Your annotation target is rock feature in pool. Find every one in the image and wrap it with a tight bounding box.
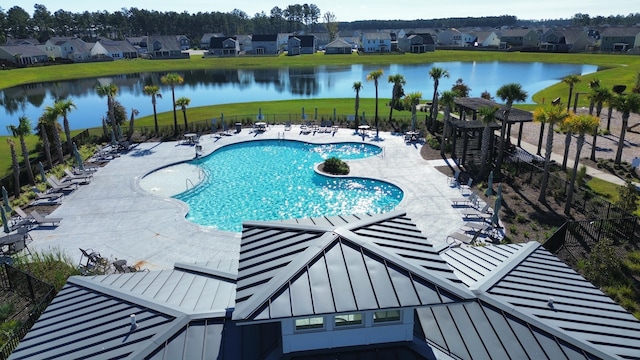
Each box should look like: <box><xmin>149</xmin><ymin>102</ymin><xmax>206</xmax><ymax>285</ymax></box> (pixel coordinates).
<box><xmin>174</xmin><ymin>140</ymin><xmax>403</xmax><ymax>232</ymax></box>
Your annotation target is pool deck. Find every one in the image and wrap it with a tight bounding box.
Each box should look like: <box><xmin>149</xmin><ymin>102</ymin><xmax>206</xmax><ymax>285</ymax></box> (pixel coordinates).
<box><xmin>28</xmin><ymin>125</ymin><xmax>490</xmax><ymax>270</ymax></box>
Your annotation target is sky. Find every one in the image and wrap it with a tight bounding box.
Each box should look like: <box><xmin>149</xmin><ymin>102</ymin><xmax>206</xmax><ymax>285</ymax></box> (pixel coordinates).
<box><xmin>4</xmin><ymin>0</ymin><xmax>638</xmax><ymax>23</ymax></box>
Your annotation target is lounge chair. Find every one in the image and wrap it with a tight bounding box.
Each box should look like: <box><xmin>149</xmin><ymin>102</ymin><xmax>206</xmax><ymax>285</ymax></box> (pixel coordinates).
<box><xmin>30</xmin><ymin>195</ymin><xmax>62</xmax><ymax>207</ymax></box>
<box><xmin>29</xmin><ymin>210</ymin><xmax>62</xmax><ymax>226</ymax></box>
<box><xmin>47</xmin><ymin>177</ymin><xmax>77</xmax><ymax>193</ymax></box>
<box><xmin>447</xmin><ymin>230</ymin><xmax>482</xmax><ymax>246</ymax></box>
<box><xmin>33</xmin><ymin>190</ymin><xmax>63</xmax><ymax>201</ymax></box>
<box><xmin>461</xmin><ymin>203</ymin><xmax>493</xmax><ymax>222</ymax></box>
<box><xmin>8</xmin><ymin>207</ymin><xmax>35</xmax><ymax>230</ymax></box>
<box><xmin>460</xmin><ymin>221</ymin><xmax>491</xmax><ymax>235</ymax></box>
<box><xmin>64</xmin><ymin>168</ymin><xmax>93</xmax><ymax>182</ymax></box>
<box><xmin>460</xmin><ymin>178</ymin><xmax>473</xmax><ymax>195</ymax></box>
<box><xmin>284</xmin><ymin>122</ymin><xmax>292</xmax><ymax>131</ymax></box>
<box><xmin>450</xmin><ymin>192</ymin><xmax>478</xmax><ymax>207</ymax></box>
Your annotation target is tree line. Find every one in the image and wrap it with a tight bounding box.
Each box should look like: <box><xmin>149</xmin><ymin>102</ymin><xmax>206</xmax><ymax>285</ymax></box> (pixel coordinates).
<box><xmin>0</xmin><ymin>4</ymin><xmax>323</xmax><ymax>46</ymax></box>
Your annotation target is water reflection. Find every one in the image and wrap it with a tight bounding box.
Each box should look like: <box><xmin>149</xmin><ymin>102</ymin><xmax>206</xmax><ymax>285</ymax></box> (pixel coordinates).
<box><xmin>0</xmin><ymin>62</ymin><xmax>597</xmax><ymax>135</ymax></box>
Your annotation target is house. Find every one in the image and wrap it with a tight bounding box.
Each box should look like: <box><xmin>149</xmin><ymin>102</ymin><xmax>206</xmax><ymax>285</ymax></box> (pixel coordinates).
<box><xmin>599</xmin><ymin>26</ymin><xmax>640</xmax><ymax>52</ymax></box>
<box><xmin>251</xmin><ymin>34</ymin><xmax>278</xmax><ymax>55</ymax></box>
<box><xmin>324</xmin><ymin>38</ymin><xmax>352</xmax><ymax>54</ymax></box>
<box><xmin>199</xmin><ymin>32</ymin><xmax>225</xmax><ymax>49</ymax></box>
<box><xmin>397</xmin><ymin>33</ymin><xmax>435</xmax><ymax>53</ymax></box>
<box><xmin>208</xmin><ymin>37</ymin><xmax>240</xmax><ymax>56</ymax></box>
<box><xmin>139</xmin><ymin>35</ymin><xmax>188</xmax><ymax>59</ymax></box>
<box><xmin>539</xmin><ymin>28</ymin><xmax>594</xmax><ymax>52</ymax></box>
<box><xmin>39</xmin><ymin>37</ymin><xmax>92</xmax><ymax>62</ymax></box>
<box><xmin>360</xmin><ymin>32</ymin><xmax>391</xmax><ymax>53</ymax></box>
<box><xmin>5</xmin><ymin>38</ymin><xmax>40</xmax><ymax>46</ymax></box>
<box><xmin>11</xmin><ymin>211</ymin><xmax>640</xmax><ymax>359</ymax></box>
<box><xmin>176</xmin><ymin>35</ymin><xmax>190</xmax><ymax>51</ymax></box>
<box><xmin>437</xmin><ymin>28</ymin><xmax>471</xmax><ymax>47</ymax></box>
<box><xmin>287</xmin><ymin>35</ymin><xmax>316</xmax><ymax>55</ymax></box>
<box><xmin>469</xmin><ymin>30</ymin><xmax>501</xmax><ymax>48</ymax></box>
<box><xmin>235</xmin><ymin>34</ymin><xmax>252</xmax><ymax>53</ymax></box>
<box><xmin>498</xmin><ymin>28</ymin><xmax>539</xmax><ymax>49</ymax></box>
<box><xmin>0</xmin><ymin>44</ymin><xmax>48</xmax><ymax>65</ymax></box>
<box><xmin>90</xmin><ymin>39</ymin><xmax>138</xmax><ymax>59</ymax></box>
<box><xmin>310</xmin><ymin>32</ymin><xmax>331</xmax><ymax>50</ymax></box>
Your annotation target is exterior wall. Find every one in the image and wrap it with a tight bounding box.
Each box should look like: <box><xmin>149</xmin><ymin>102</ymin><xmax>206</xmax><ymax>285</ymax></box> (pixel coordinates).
<box><xmin>281</xmin><ymin>309</ymin><xmax>413</xmax><ymax>353</ymax></box>
<box><xmin>600</xmin><ymin>34</ymin><xmax>638</xmax><ymax>52</ymax></box>
<box><xmin>361</xmin><ymin>37</ymin><xmax>391</xmax><ymax>52</ymax></box>
<box><xmin>481</xmin><ymin>33</ymin><xmax>501</xmax><ymax>47</ymax></box>
<box><xmin>251</xmin><ymin>41</ymin><xmax>278</xmax><ymax>54</ymax></box>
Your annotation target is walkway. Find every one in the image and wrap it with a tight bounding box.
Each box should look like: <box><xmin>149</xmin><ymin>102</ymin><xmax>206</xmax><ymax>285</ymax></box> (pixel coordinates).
<box><xmin>28</xmin><ymin>126</ymin><xmax>474</xmax><ymax>270</ymax></box>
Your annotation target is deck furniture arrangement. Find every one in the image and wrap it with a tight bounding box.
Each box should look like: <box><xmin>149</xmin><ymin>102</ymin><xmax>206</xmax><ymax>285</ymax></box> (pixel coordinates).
<box><xmin>461</xmin><ymin>203</ymin><xmax>493</xmax><ymax>222</ymax></box>
<box><xmin>459</xmin><ymin>178</ymin><xmax>473</xmax><ymax>195</ymax></box>
<box><xmin>450</xmin><ymin>191</ymin><xmax>478</xmax><ymax>207</ymax></box>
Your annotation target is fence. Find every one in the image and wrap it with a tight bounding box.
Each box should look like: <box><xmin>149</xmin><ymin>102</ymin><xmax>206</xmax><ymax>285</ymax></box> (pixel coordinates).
<box><xmin>0</xmin><ymin>264</ymin><xmax>55</xmax><ymax>360</ymax></box>
<box><xmin>543</xmin><ymin>217</ymin><xmax>640</xmax><ymax>268</ymax></box>
<box><xmin>0</xmin><ymin>130</ymin><xmax>91</xmax><ymax>197</ymax></box>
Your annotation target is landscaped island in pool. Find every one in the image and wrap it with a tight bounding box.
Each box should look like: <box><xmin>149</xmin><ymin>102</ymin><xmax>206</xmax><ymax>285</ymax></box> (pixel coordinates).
<box><xmin>174</xmin><ymin>140</ymin><xmax>404</xmax><ymax>232</ymax></box>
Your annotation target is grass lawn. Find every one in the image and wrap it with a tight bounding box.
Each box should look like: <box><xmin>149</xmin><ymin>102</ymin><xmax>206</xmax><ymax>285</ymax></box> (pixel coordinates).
<box><xmin>2</xmin><ymin>50</ymin><xmax>640</xmax><ymax>181</ymax></box>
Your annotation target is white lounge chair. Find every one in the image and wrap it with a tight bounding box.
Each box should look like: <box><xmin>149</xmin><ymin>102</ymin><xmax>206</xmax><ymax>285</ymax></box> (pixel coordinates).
<box><xmin>460</xmin><ymin>178</ymin><xmax>473</xmax><ymax>195</ymax></box>
<box><xmin>461</xmin><ymin>203</ymin><xmax>493</xmax><ymax>221</ymax></box>
<box><xmin>448</xmin><ymin>170</ymin><xmax>461</xmax><ymax>187</ymax></box>
<box><xmin>47</xmin><ymin>177</ymin><xmax>77</xmax><ymax>193</ymax></box>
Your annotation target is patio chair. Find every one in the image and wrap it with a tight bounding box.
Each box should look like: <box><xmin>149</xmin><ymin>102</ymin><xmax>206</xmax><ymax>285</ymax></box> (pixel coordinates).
<box><xmin>46</xmin><ymin>177</ymin><xmax>77</xmax><ymax>193</ymax></box>
<box><xmin>460</xmin><ymin>178</ymin><xmax>473</xmax><ymax>195</ymax></box>
<box><xmin>78</xmin><ymin>248</ymin><xmax>109</xmax><ymax>275</ymax></box>
<box><xmin>447</xmin><ymin>230</ymin><xmax>482</xmax><ymax>246</ymax></box>
<box><xmin>450</xmin><ymin>191</ymin><xmax>478</xmax><ymax>207</ymax></box>
<box><xmin>29</xmin><ymin>210</ymin><xmax>62</xmax><ymax>226</ymax></box>
<box><xmin>460</xmin><ymin>221</ymin><xmax>491</xmax><ymax>236</ymax></box>
<box><xmin>33</xmin><ymin>189</ymin><xmax>63</xmax><ymax>201</ymax></box>
<box><xmin>11</xmin><ymin>207</ymin><xmax>36</xmax><ymax>229</ymax></box>
<box><xmin>284</xmin><ymin>122</ymin><xmax>292</xmax><ymax>131</ymax></box>
<box><xmin>52</xmin><ymin>174</ymin><xmax>86</xmax><ymax>186</ymax></box>
<box><xmin>64</xmin><ymin>168</ymin><xmax>93</xmax><ymax>183</ymax></box>
<box><xmin>447</xmin><ymin>170</ymin><xmax>461</xmax><ymax>187</ymax></box>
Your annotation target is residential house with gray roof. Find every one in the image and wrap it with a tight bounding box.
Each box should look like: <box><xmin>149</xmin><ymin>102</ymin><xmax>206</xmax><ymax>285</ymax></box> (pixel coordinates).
<box><xmin>199</xmin><ymin>33</ymin><xmax>225</xmax><ymax>49</ymax></box>
<box><xmin>600</xmin><ymin>26</ymin><xmax>640</xmax><ymax>52</ymax></box>
<box><xmin>361</xmin><ymin>32</ymin><xmax>391</xmax><ymax>53</ymax></box>
<box><xmin>498</xmin><ymin>28</ymin><xmax>539</xmax><ymax>49</ymax></box>
<box><xmin>398</xmin><ymin>33</ymin><xmax>435</xmax><ymax>53</ymax></box>
<box><xmin>39</xmin><ymin>37</ymin><xmax>92</xmax><ymax>62</ymax></box>
<box><xmin>11</xmin><ymin>211</ymin><xmax>640</xmax><ymax>359</ymax></box>
<box><xmin>287</xmin><ymin>35</ymin><xmax>316</xmax><ymax>55</ymax></box>
<box><xmin>139</xmin><ymin>35</ymin><xmax>188</xmax><ymax>59</ymax></box>
<box><xmin>208</xmin><ymin>37</ymin><xmax>240</xmax><ymax>56</ymax></box>
<box><xmin>324</xmin><ymin>38</ymin><xmax>352</xmax><ymax>54</ymax></box>
<box><xmin>91</xmin><ymin>39</ymin><xmax>138</xmax><ymax>59</ymax></box>
<box><xmin>0</xmin><ymin>44</ymin><xmax>48</xmax><ymax>65</ymax></box>
<box><xmin>251</xmin><ymin>34</ymin><xmax>279</xmax><ymax>55</ymax></box>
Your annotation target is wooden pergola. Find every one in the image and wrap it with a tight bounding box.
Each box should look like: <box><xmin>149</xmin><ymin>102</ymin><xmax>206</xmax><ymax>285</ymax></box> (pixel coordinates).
<box><xmin>447</xmin><ymin>97</ymin><xmax>533</xmax><ymax>167</ymax></box>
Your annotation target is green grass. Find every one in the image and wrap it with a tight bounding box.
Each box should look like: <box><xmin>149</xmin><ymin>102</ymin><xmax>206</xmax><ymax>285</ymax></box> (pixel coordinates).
<box><xmin>587</xmin><ymin>177</ymin><xmax>640</xmax><ymax>216</ymax></box>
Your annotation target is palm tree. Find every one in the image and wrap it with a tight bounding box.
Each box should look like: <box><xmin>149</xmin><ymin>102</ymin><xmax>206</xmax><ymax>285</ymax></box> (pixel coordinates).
<box><xmin>387</xmin><ymin>74</ymin><xmax>406</xmax><ymax>124</ymax></box>
<box><xmin>352</xmin><ymin>81</ymin><xmax>362</xmax><ymax>130</ymax></box>
<box><xmin>439</xmin><ymin>90</ymin><xmax>457</xmax><ymax>157</ymax></box>
<box><xmin>7</xmin><ymin>116</ymin><xmax>35</xmax><ymax>184</ymax></box>
<box><xmin>7</xmin><ymin>139</ymin><xmax>20</xmax><ymax>197</ymax></box>
<box><xmin>366</xmin><ymin>69</ymin><xmax>383</xmax><ymax>139</ymax></box>
<box><xmin>96</xmin><ymin>83</ymin><xmax>119</xmax><ymax>136</ymax></box>
<box><xmin>143</xmin><ymin>85</ymin><xmax>162</xmax><ymax>134</ymax></box>
<box><xmin>587</xmin><ymin>79</ymin><xmax>600</xmax><ymax>115</ymax></box>
<box><xmin>161</xmin><ymin>72</ymin><xmax>184</xmax><ymax>137</ymax></box>
<box><xmin>478</xmin><ymin>106</ymin><xmax>499</xmax><ymax>180</ymax></box>
<box><xmin>534</xmin><ymin>105</ymin><xmax>570</xmax><ymax>202</ymax></box>
<box><xmin>495</xmin><ymin>83</ymin><xmax>527</xmax><ymax>176</ymax></box>
<box><xmin>428</xmin><ymin>67</ymin><xmax>449</xmax><ymax>131</ymax></box>
<box><xmin>175</xmin><ymin>97</ymin><xmax>191</xmax><ymax>132</ymax></box>
<box><xmin>39</xmin><ymin>121</ymin><xmax>53</xmax><ymax>168</ymax></box>
<box><xmin>564</xmin><ymin>114</ymin><xmax>600</xmax><ymax>215</ymax></box>
<box><xmin>611</xmin><ymin>92</ymin><xmax>640</xmax><ymax>165</ymax></box>
<box><xmin>404</xmin><ymin>91</ymin><xmax>422</xmax><ymax>132</ymax></box>
<box><xmin>562</xmin><ymin>74</ymin><xmax>581</xmax><ymax>111</ymax></box>
<box><xmin>43</xmin><ymin>104</ymin><xmax>64</xmax><ymax>163</ymax></box>
<box><xmin>593</xmin><ymin>87</ymin><xmax>611</xmax><ymax>119</ymax></box>
<box><xmin>128</xmin><ymin>109</ymin><xmax>139</xmax><ymax>140</ymax></box>
<box><xmin>53</xmin><ymin>99</ymin><xmax>76</xmax><ymax>154</ymax></box>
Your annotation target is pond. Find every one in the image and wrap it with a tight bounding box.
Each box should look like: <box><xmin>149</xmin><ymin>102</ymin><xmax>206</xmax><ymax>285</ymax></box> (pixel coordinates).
<box><xmin>0</xmin><ymin>61</ymin><xmax>597</xmax><ymax>135</ymax></box>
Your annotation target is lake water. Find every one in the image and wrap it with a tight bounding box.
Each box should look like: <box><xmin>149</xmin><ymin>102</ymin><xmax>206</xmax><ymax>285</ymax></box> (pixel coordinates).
<box><xmin>0</xmin><ymin>61</ymin><xmax>597</xmax><ymax>135</ymax></box>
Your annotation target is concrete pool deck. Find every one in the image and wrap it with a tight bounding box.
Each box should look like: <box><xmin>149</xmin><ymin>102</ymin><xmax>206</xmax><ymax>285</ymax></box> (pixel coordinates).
<box><xmin>28</xmin><ymin>125</ymin><xmax>489</xmax><ymax>270</ymax></box>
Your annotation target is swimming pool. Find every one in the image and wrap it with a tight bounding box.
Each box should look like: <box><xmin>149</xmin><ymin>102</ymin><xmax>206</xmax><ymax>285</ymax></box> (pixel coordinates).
<box><xmin>174</xmin><ymin>140</ymin><xmax>403</xmax><ymax>232</ymax></box>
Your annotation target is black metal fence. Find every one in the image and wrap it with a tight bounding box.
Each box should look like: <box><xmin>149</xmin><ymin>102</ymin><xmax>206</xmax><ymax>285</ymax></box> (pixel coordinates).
<box><xmin>0</xmin><ymin>264</ymin><xmax>55</xmax><ymax>360</ymax></box>
<box><xmin>544</xmin><ymin>217</ymin><xmax>640</xmax><ymax>268</ymax></box>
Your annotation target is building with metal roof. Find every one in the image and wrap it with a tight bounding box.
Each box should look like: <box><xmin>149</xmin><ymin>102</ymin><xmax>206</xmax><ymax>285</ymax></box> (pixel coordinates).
<box><xmin>10</xmin><ymin>211</ymin><xmax>640</xmax><ymax>359</ymax></box>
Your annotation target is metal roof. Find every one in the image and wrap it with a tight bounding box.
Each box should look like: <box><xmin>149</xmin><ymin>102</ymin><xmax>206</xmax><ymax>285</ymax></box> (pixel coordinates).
<box><xmin>233</xmin><ymin>211</ymin><xmax>475</xmax><ymax>322</ymax></box>
<box><xmin>454</xmin><ymin>97</ymin><xmax>533</xmax><ymax>123</ymax></box>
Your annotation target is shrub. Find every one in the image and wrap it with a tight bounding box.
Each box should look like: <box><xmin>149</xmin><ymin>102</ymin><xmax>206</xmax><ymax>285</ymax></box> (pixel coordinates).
<box><xmin>426</xmin><ymin>134</ymin><xmax>440</xmax><ymax>150</ymax></box>
<box><xmin>323</xmin><ymin>157</ymin><xmax>349</xmax><ymax>175</ymax></box>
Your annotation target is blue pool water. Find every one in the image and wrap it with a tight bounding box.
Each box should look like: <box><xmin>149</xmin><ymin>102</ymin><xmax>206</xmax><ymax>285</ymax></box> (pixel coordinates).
<box><xmin>174</xmin><ymin>140</ymin><xmax>404</xmax><ymax>232</ymax></box>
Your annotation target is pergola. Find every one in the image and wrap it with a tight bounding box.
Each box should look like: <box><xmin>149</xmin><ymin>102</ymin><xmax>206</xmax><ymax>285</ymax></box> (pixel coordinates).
<box><xmin>447</xmin><ymin>97</ymin><xmax>533</xmax><ymax>167</ymax></box>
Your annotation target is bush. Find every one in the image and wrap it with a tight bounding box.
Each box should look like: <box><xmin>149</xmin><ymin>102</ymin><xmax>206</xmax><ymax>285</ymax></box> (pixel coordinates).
<box><xmin>426</xmin><ymin>134</ymin><xmax>440</xmax><ymax>150</ymax></box>
<box><xmin>323</xmin><ymin>157</ymin><xmax>349</xmax><ymax>175</ymax></box>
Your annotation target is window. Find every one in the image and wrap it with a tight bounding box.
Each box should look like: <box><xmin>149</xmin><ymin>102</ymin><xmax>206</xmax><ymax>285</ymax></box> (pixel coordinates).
<box><xmin>374</xmin><ymin>310</ymin><xmax>401</xmax><ymax>323</ymax></box>
<box><xmin>335</xmin><ymin>313</ymin><xmax>362</xmax><ymax>327</ymax></box>
<box><xmin>295</xmin><ymin>317</ymin><xmax>324</xmax><ymax>330</ymax></box>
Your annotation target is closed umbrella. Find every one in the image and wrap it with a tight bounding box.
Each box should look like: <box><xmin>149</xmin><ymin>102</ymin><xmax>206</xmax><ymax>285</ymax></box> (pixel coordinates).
<box><xmin>116</xmin><ymin>124</ymin><xmax>123</xmax><ymax>141</ymax></box>
<box><xmin>2</xmin><ymin>186</ymin><xmax>10</xmax><ymax>212</ymax></box>
<box><xmin>491</xmin><ymin>196</ymin><xmax>502</xmax><ymax>228</ymax></box>
<box><xmin>1</xmin><ymin>207</ymin><xmax>9</xmax><ymax>234</ymax></box>
<box><xmin>39</xmin><ymin>162</ymin><xmax>47</xmax><ymax>183</ymax></box>
<box><xmin>333</xmin><ymin>108</ymin><xmax>337</xmax><ymax>121</ymax></box>
<box><xmin>485</xmin><ymin>171</ymin><xmax>494</xmax><ymax>197</ymax></box>
<box><xmin>110</xmin><ymin>128</ymin><xmax>118</xmax><ymax>146</ymax></box>
<box><xmin>73</xmin><ymin>143</ymin><xmax>84</xmax><ymax>171</ymax></box>
<box><xmin>497</xmin><ymin>183</ymin><xmax>503</xmax><ymax>199</ymax></box>
<box><xmin>314</xmin><ymin>107</ymin><xmax>318</xmax><ymax>120</ymax></box>
<box><xmin>301</xmin><ymin>107</ymin><xmax>306</xmax><ymax>120</ymax></box>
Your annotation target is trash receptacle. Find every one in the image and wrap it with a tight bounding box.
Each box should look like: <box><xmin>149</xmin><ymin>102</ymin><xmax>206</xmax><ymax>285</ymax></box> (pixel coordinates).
<box><xmin>235</xmin><ymin>122</ymin><xmax>242</xmax><ymax>133</ymax></box>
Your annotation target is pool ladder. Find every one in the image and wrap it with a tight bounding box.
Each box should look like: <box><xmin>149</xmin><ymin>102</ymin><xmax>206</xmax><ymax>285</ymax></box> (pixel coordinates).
<box><xmin>278</xmin><ymin>132</ymin><xmax>284</xmax><ymax>141</ymax></box>
<box><xmin>185</xmin><ymin>178</ymin><xmax>195</xmax><ymax>191</ymax></box>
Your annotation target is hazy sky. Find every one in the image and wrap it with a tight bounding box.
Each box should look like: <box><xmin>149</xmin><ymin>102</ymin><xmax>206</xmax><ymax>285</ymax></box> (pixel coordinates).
<box><xmin>4</xmin><ymin>0</ymin><xmax>638</xmax><ymax>22</ymax></box>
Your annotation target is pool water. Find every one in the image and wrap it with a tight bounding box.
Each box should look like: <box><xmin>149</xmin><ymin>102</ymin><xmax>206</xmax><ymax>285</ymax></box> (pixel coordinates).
<box><xmin>174</xmin><ymin>140</ymin><xmax>403</xmax><ymax>232</ymax></box>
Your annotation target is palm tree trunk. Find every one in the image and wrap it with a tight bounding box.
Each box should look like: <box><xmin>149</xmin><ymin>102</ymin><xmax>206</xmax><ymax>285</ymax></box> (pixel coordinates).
<box><xmin>171</xmin><ymin>88</ymin><xmax>178</xmax><ymax>137</ymax></box>
<box><xmin>20</xmin><ymin>136</ymin><xmax>35</xmax><ymax>184</ymax></box>
<box><xmin>565</xmin><ymin>136</ymin><xmax>585</xmax><ymax>215</ymax></box>
<box><xmin>589</xmin><ymin>99</ymin><xmax>595</xmax><ymax>115</ymax></box>
<box><xmin>538</xmin><ymin>123</ymin><xmax>556</xmax><ymax>202</ymax></box>
<box><xmin>374</xmin><ymin>85</ymin><xmax>379</xmax><ymax>139</ymax></box>
<box><xmin>53</xmin><ymin>124</ymin><xmax>64</xmax><ymax>164</ymax></box>
<box><xmin>561</xmin><ymin>131</ymin><xmax>572</xmax><ymax>171</ymax></box>
<box><xmin>354</xmin><ymin>95</ymin><xmax>360</xmax><ymax>130</ymax></box>
<box><xmin>152</xmin><ymin>96</ymin><xmax>159</xmax><ymax>134</ymax></box>
<box><xmin>590</xmin><ymin>129</ymin><xmax>598</xmax><ymax>161</ymax></box>
<box><xmin>495</xmin><ymin>106</ymin><xmax>511</xmax><ymax>177</ymax></box>
<box><xmin>440</xmin><ymin>106</ymin><xmax>450</xmax><ymax>157</ymax></box>
<box><xmin>9</xmin><ymin>141</ymin><xmax>20</xmax><ymax>197</ymax></box>
<box><xmin>606</xmin><ymin>107</ymin><xmax>613</xmax><ymax>131</ymax></box>
<box><xmin>182</xmin><ymin>108</ymin><xmax>188</xmax><ymax>132</ymax></box>
<box><xmin>479</xmin><ymin>126</ymin><xmax>491</xmax><ymax>179</ymax></box>
<box><xmin>64</xmin><ymin>117</ymin><xmax>73</xmax><ymax>154</ymax></box>
<box><xmin>40</xmin><ymin>123</ymin><xmax>53</xmax><ymax>168</ymax></box>
<box><xmin>615</xmin><ymin>114</ymin><xmax>629</xmax><ymax>164</ymax></box>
